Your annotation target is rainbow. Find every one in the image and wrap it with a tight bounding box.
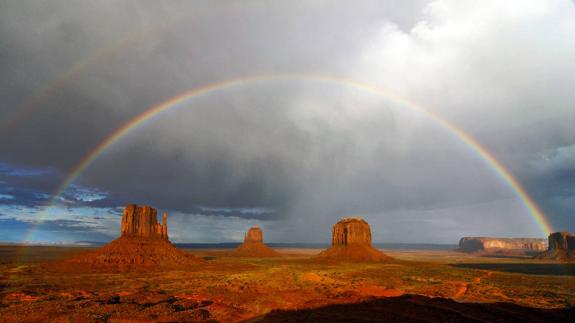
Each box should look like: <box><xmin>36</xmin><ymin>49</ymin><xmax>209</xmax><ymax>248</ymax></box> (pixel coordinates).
<box><xmin>29</xmin><ymin>74</ymin><xmax>553</xmax><ymax>241</ymax></box>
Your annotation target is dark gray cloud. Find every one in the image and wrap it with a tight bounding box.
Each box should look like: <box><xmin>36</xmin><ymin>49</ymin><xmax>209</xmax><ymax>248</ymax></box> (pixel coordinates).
<box><xmin>0</xmin><ymin>0</ymin><xmax>574</xmax><ymax>243</ymax></box>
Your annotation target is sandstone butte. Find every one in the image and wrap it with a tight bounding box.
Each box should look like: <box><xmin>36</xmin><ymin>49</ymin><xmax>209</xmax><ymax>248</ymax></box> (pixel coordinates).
<box><xmin>56</xmin><ymin>204</ymin><xmax>200</xmax><ymax>271</ymax></box>
<box><xmin>318</xmin><ymin>218</ymin><xmax>391</xmax><ymax>261</ymax></box>
<box><xmin>536</xmin><ymin>231</ymin><xmax>575</xmax><ymax>261</ymax></box>
<box><xmin>231</xmin><ymin>226</ymin><xmax>281</xmax><ymax>257</ymax></box>
<box><xmin>458</xmin><ymin>237</ymin><xmax>548</xmax><ymax>253</ymax></box>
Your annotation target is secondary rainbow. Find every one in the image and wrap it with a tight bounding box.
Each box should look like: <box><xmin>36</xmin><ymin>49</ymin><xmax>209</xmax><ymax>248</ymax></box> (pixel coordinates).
<box><xmin>1</xmin><ymin>6</ymin><xmax>241</xmax><ymax>132</ymax></box>
<box><xmin>33</xmin><ymin>74</ymin><xmax>553</xmax><ymax>240</ymax></box>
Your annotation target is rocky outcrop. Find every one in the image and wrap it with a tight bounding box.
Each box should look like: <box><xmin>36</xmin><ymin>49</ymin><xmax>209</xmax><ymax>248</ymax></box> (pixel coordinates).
<box><xmin>536</xmin><ymin>232</ymin><xmax>575</xmax><ymax>261</ymax></box>
<box><xmin>244</xmin><ymin>226</ymin><xmax>263</xmax><ymax>243</ymax></box>
<box><xmin>318</xmin><ymin>218</ymin><xmax>390</xmax><ymax>261</ymax></box>
<box><xmin>57</xmin><ymin>204</ymin><xmax>200</xmax><ymax>271</ymax></box>
<box><xmin>231</xmin><ymin>227</ymin><xmax>280</xmax><ymax>257</ymax></box>
<box><xmin>331</xmin><ymin>217</ymin><xmax>372</xmax><ymax>246</ymax></box>
<box><xmin>548</xmin><ymin>232</ymin><xmax>575</xmax><ymax>250</ymax></box>
<box><xmin>458</xmin><ymin>237</ymin><xmax>547</xmax><ymax>253</ymax></box>
<box><xmin>121</xmin><ymin>204</ymin><xmax>168</xmax><ymax>240</ymax></box>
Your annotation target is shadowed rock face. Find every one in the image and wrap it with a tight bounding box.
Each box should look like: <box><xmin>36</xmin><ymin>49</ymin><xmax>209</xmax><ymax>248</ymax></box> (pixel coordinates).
<box><xmin>458</xmin><ymin>237</ymin><xmax>547</xmax><ymax>253</ymax></box>
<box><xmin>548</xmin><ymin>232</ymin><xmax>575</xmax><ymax>250</ymax></box>
<box><xmin>319</xmin><ymin>218</ymin><xmax>390</xmax><ymax>261</ymax></box>
<box><xmin>121</xmin><ymin>204</ymin><xmax>168</xmax><ymax>240</ymax></box>
<box><xmin>537</xmin><ymin>232</ymin><xmax>575</xmax><ymax>261</ymax></box>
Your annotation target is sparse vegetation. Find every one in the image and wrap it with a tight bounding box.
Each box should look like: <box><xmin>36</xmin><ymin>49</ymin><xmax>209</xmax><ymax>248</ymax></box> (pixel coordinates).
<box><xmin>0</xmin><ymin>246</ymin><xmax>574</xmax><ymax>322</ymax></box>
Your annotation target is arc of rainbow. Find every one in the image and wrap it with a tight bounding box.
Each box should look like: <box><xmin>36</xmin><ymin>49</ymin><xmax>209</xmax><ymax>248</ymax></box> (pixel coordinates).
<box><xmin>1</xmin><ymin>27</ymin><xmax>156</xmax><ymax>131</ymax></box>
<box><xmin>1</xmin><ymin>4</ymin><xmax>241</xmax><ymax>132</ymax></box>
<box><xmin>29</xmin><ymin>74</ymin><xmax>552</xmax><ymax>242</ymax></box>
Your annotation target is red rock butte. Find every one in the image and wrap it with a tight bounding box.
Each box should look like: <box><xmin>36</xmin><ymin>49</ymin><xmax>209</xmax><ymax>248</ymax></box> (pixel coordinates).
<box><xmin>318</xmin><ymin>218</ymin><xmax>390</xmax><ymax>261</ymax></box>
<box><xmin>536</xmin><ymin>231</ymin><xmax>575</xmax><ymax>261</ymax></box>
<box><xmin>231</xmin><ymin>227</ymin><xmax>280</xmax><ymax>257</ymax></box>
<box><xmin>56</xmin><ymin>204</ymin><xmax>200</xmax><ymax>271</ymax></box>
<box><xmin>121</xmin><ymin>204</ymin><xmax>168</xmax><ymax>240</ymax></box>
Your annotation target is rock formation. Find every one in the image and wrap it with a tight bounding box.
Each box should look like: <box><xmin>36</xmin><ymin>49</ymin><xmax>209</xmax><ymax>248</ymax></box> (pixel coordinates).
<box><xmin>58</xmin><ymin>204</ymin><xmax>200</xmax><ymax>271</ymax></box>
<box><xmin>231</xmin><ymin>227</ymin><xmax>280</xmax><ymax>257</ymax></box>
<box><xmin>318</xmin><ymin>218</ymin><xmax>390</xmax><ymax>261</ymax></box>
<box><xmin>536</xmin><ymin>232</ymin><xmax>575</xmax><ymax>261</ymax></box>
<box><xmin>121</xmin><ymin>204</ymin><xmax>168</xmax><ymax>240</ymax></box>
<box><xmin>458</xmin><ymin>237</ymin><xmax>547</xmax><ymax>254</ymax></box>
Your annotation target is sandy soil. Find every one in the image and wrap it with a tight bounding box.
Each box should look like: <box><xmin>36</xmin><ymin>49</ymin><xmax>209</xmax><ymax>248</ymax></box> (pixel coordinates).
<box><xmin>1</xmin><ymin>246</ymin><xmax>574</xmax><ymax>322</ymax></box>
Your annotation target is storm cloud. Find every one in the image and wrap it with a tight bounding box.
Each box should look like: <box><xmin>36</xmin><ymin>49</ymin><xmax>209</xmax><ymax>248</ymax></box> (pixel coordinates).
<box><xmin>1</xmin><ymin>0</ymin><xmax>574</xmax><ymax>243</ymax></box>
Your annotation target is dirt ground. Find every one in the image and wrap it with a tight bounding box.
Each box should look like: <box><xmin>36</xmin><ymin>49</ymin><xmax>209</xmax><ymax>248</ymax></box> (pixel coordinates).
<box><xmin>1</xmin><ymin>245</ymin><xmax>574</xmax><ymax>322</ymax></box>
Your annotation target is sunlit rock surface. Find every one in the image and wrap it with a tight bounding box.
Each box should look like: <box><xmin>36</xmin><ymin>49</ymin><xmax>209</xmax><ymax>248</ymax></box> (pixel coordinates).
<box><xmin>458</xmin><ymin>237</ymin><xmax>547</xmax><ymax>253</ymax></box>
<box><xmin>55</xmin><ymin>204</ymin><xmax>200</xmax><ymax>271</ymax></box>
<box><xmin>319</xmin><ymin>218</ymin><xmax>390</xmax><ymax>261</ymax></box>
<box><xmin>121</xmin><ymin>204</ymin><xmax>168</xmax><ymax>240</ymax></box>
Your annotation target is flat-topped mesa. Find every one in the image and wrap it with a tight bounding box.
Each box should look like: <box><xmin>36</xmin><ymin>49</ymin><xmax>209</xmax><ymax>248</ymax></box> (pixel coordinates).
<box><xmin>458</xmin><ymin>237</ymin><xmax>547</xmax><ymax>253</ymax></box>
<box><xmin>121</xmin><ymin>204</ymin><xmax>168</xmax><ymax>240</ymax></box>
<box><xmin>332</xmin><ymin>217</ymin><xmax>371</xmax><ymax>246</ymax></box>
<box><xmin>232</xmin><ymin>226</ymin><xmax>280</xmax><ymax>257</ymax></box>
<box><xmin>536</xmin><ymin>232</ymin><xmax>575</xmax><ymax>261</ymax></box>
<box><xmin>319</xmin><ymin>217</ymin><xmax>390</xmax><ymax>261</ymax></box>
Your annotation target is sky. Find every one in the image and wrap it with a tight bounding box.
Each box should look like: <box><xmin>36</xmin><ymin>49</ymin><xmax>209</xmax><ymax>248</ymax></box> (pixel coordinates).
<box><xmin>1</xmin><ymin>0</ymin><xmax>574</xmax><ymax>244</ymax></box>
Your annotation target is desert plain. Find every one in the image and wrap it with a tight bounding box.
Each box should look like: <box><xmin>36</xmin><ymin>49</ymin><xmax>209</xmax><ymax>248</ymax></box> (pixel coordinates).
<box><xmin>1</xmin><ymin>244</ymin><xmax>574</xmax><ymax>322</ymax></box>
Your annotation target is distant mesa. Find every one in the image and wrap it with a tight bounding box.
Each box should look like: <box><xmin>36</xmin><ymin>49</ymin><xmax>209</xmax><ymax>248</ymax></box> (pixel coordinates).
<box><xmin>57</xmin><ymin>204</ymin><xmax>200</xmax><ymax>271</ymax></box>
<box><xmin>318</xmin><ymin>218</ymin><xmax>391</xmax><ymax>261</ymax></box>
<box><xmin>458</xmin><ymin>237</ymin><xmax>547</xmax><ymax>254</ymax></box>
<box><xmin>536</xmin><ymin>232</ymin><xmax>575</xmax><ymax>261</ymax></box>
<box><xmin>231</xmin><ymin>226</ymin><xmax>280</xmax><ymax>257</ymax></box>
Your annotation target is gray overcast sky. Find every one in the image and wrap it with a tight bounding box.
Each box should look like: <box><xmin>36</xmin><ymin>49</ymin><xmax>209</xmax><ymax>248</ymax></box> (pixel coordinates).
<box><xmin>1</xmin><ymin>0</ymin><xmax>574</xmax><ymax>244</ymax></box>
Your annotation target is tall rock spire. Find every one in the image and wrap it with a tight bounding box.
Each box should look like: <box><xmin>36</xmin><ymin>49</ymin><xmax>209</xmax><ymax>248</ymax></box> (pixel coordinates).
<box><xmin>162</xmin><ymin>212</ymin><xmax>168</xmax><ymax>240</ymax></box>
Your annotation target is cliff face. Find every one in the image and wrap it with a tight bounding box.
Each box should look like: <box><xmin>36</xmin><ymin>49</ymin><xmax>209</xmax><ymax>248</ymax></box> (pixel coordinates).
<box><xmin>121</xmin><ymin>204</ymin><xmax>168</xmax><ymax>240</ymax></box>
<box><xmin>458</xmin><ymin>237</ymin><xmax>547</xmax><ymax>253</ymax></box>
<box><xmin>331</xmin><ymin>218</ymin><xmax>371</xmax><ymax>246</ymax></box>
<box><xmin>244</xmin><ymin>227</ymin><xmax>263</xmax><ymax>243</ymax></box>
<box><xmin>536</xmin><ymin>232</ymin><xmax>575</xmax><ymax>261</ymax></box>
<box><xmin>548</xmin><ymin>232</ymin><xmax>575</xmax><ymax>250</ymax></box>
<box><xmin>319</xmin><ymin>218</ymin><xmax>390</xmax><ymax>261</ymax></box>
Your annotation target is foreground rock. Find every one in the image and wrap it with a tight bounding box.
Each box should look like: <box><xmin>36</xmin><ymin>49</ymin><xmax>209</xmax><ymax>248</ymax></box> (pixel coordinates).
<box><xmin>318</xmin><ymin>218</ymin><xmax>390</xmax><ymax>261</ymax></box>
<box><xmin>231</xmin><ymin>227</ymin><xmax>280</xmax><ymax>257</ymax></box>
<box><xmin>536</xmin><ymin>232</ymin><xmax>575</xmax><ymax>261</ymax></box>
<box><xmin>458</xmin><ymin>237</ymin><xmax>547</xmax><ymax>254</ymax></box>
<box><xmin>53</xmin><ymin>204</ymin><xmax>200</xmax><ymax>271</ymax></box>
<box><xmin>256</xmin><ymin>294</ymin><xmax>573</xmax><ymax>323</ymax></box>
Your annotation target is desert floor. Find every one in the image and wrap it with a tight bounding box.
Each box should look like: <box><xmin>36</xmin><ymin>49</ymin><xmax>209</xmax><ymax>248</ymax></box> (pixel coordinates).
<box><xmin>0</xmin><ymin>245</ymin><xmax>574</xmax><ymax>322</ymax></box>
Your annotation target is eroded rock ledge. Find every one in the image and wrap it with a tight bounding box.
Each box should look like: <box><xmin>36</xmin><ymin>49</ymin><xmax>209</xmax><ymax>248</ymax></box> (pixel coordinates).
<box><xmin>458</xmin><ymin>237</ymin><xmax>547</xmax><ymax>253</ymax></box>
